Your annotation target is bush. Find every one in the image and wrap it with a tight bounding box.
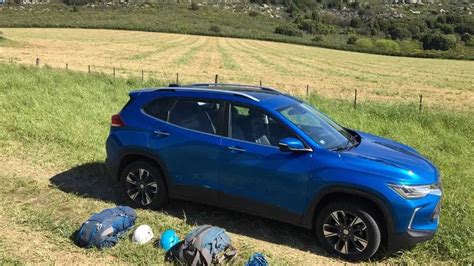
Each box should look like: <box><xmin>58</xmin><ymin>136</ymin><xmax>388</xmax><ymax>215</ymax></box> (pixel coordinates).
<box><xmin>274</xmin><ymin>24</ymin><xmax>303</xmax><ymax>37</ymax></box>
<box><xmin>421</xmin><ymin>33</ymin><xmax>457</xmax><ymax>51</ymax></box>
<box><xmin>190</xmin><ymin>3</ymin><xmax>200</xmax><ymax>11</ymax></box>
<box><xmin>298</xmin><ymin>20</ymin><xmax>334</xmax><ymax>35</ymax></box>
<box><xmin>248</xmin><ymin>11</ymin><xmax>259</xmax><ymax>17</ymax></box>
<box><xmin>355</xmin><ymin>38</ymin><xmax>373</xmax><ymax>49</ymax></box>
<box><xmin>347</xmin><ymin>35</ymin><xmax>358</xmax><ymax>45</ymax></box>
<box><xmin>461</xmin><ymin>33</ymin><xmax>472</xmax><ymax>43</ymax></box>
<box><xmin>374</xmin><ymin>39</ymin><xmax>400</xmax><ymax>53</ymax></box>
<box><xmin>312</xmin><ymin>35</ymin><xmax>323</xmax><ymax>42</ymax></box>
<box><xmin>209</xmin><ymin>25</ymin><xmax>221</xmax><ymax>34</ymax></box>
<box><xmin>71</xmin><ymin>5</ymin><xmax>79</xmax><ymax>12</ymax></box>
<box><xmin>399</xmin><ymin>40</ymin><xmax>422</xmax><ymax>52</ymax></box>
<box><xmin>350</xmin><ymin>17</ymin><xmax>364</xmax><ymax>28</ymax></box>
<box><xmin>388</xmin><ymin>24</ymin><xmax>412</xmax><ymax>40</ymax></box>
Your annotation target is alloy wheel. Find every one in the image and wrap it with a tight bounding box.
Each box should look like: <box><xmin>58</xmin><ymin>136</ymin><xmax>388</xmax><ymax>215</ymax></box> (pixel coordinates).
<box><xmin>125</xmin><ymin>168</ymin><xmax>159</xmax><ymax>206</ymax></box>
<box><xmin>322</xmin><ymin>210</ymin><xmax>369</xmax><ymax>255</ymax></box>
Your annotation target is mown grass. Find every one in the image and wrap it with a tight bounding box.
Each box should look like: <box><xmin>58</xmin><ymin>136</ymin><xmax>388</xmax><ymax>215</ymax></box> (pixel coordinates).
<box><xmin>0</xmin><ymin>63</ymin><xmax>473</xmax><ymax>263</ymax></box>
<box><xmin>1</xmin><ymin>3</ymin><xmax>473</xmax><ymax>60</ymax></box>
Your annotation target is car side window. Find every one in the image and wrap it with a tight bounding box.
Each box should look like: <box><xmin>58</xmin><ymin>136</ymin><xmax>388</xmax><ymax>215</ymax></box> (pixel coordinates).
<box><xmin>143</xmin><ymin>97</ymin><xmax>176</xmax><ymax>121</ymax></box>
<box><xmin>168</xmin><ymin>99</ymin><xmax>221</xmax><ymax>135</ymax></box>
<box><xmin>230</xmin><ymin>104</ymin><xmax>294</xmax><ymax>147</ymax></box>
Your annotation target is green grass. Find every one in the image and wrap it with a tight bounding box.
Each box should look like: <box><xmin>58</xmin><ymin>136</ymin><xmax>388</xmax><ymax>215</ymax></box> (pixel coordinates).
<box><xmin>0</xmin><ymin>63</ymin><xmax>473</xmax><ymax>263</ymax></box>
<box><xmin>1</xmin><ymin>3</ymin><xmax>473</xmax><ymax>60</ymax></box>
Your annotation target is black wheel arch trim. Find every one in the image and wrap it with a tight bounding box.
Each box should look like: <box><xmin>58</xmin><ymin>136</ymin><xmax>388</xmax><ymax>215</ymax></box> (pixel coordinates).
<box><xmin>302</xmin><ymin>185</ymin><xmax>396</xmax><ymax>236</ymax></box>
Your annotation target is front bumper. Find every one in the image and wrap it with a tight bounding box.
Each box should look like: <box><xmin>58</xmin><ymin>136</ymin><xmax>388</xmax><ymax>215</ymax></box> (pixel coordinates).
<box><xmin>388</xmin><ymin>229</ymin><xmax>436</xmax><ymax>252</ymax></box>
<box><xmin>387</xmin><ymin>197</ymin><xmax>441</xmax><ymax>252</ymax></box>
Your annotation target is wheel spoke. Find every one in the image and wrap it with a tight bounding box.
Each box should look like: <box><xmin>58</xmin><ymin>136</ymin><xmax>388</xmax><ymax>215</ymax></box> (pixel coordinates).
<box><xmin>353</xmin><ymin>235</ymin><xmax>368</xmax><ymax>250</ymax></box>
<box><xmin>323</xmin><ymin>224</ymin><xmax>339</xmax><ymax>238</ymax></box>
<box><xmin>349</xmin><ymin>216</ymin><xmax>362</xmax><ymax>227</ymax></box>
<box><xmin>342</xmin><ymin>238</ymin><xmax>349</xmax><ymax>254</ymax></box>
<box><xmin>127</xmin><ymin>188</ymin><xmax>140</xmax><ymax>200</ymax></box>
<box><xmin>146</xmin><ymin>181</ymin><xmax>158</xmax><ymax>193</ymax></box>
<box><xmin>142</xmin><ymin>191</ymin><xmax>152</xmax><ymax>205</ymax></box>
<box><xmin>330</xmin><ymin>211</ymin><xmax>343</xmax><ymax>225</ymax></box>
<box><xmin>126</xmin><ymin>172</ymin><xmax>138</xmax><ymax>185</ymax></box>
<box><xmin>139</xmin><ymin>168</ymin><xmax>149</xmax><ymax>181</ymax></box>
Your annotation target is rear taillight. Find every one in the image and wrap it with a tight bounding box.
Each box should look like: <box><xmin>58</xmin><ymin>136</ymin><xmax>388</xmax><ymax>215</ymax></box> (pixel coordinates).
<box><xmin>111</xmin><ymin>114</ymin><xmax>125</xmax><ymax>127</ymax></box>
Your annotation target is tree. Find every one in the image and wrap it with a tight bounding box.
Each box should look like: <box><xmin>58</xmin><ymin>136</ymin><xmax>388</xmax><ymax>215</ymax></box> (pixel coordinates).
<box><xmin>421</xmin><ymin>33</ymin><xmax>457</xmax><ymax>51</ymax></box>
<box><xmin>388</xmin><ymin>24</ymin><xmax>412</xmax><ymax>40</ymax></box>
<box><xmin>347</xmin><ymin>35</ymin><xmax>358</xmax><ymax>45</ymax></box>
<box><xmin>461</xmin><ymin>33</ymin><xmax>472</xmax><ymax>43</ymax></box>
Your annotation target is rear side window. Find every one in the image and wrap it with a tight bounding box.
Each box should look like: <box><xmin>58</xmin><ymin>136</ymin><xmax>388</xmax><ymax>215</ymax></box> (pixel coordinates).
<box><xmin>144</xmin><ymin>97</ymin><xmax>176</xmax><ymax>121</ymax></box>
<box><xmin>168</xmin><ymin>99</ymin><xmax>222</xmax><ymax>135</ymax></box>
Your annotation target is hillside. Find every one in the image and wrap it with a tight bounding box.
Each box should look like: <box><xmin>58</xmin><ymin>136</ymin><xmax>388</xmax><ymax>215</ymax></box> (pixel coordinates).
<box><xmin>0</xmin><ymin>63</ymin><xmax>473</xmax><ymax>263</ymax></box>
<box><xmin>0</xmin><ymin>1</ymin><xmax>473</xmax><ymax>59</ymax></box>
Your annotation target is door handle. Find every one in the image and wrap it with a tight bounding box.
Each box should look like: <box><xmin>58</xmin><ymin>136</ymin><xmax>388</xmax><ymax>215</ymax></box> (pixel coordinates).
<box><xmin>227</xmin><ymin>146</ymin><xmax>246</xmax><ymax>152</ymax></box>
<box><xmin>154</xmin><ymin>130</ymin><xmax>170</xmax><ymax>136</ymax></box>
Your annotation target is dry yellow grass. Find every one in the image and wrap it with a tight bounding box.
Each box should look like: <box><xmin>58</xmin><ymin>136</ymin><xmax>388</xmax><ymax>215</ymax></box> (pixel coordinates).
<box><xmin>1</xmin><ymin>28</ymin><xmax>473</xmax><ymax>110</ymax></box>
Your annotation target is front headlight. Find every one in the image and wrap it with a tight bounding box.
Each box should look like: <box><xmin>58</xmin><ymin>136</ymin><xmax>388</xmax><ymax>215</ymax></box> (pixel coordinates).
<box><xmin>388</xmin><ymin>183</ymin><xmax>442</xmax><ymax>199</ymax></box>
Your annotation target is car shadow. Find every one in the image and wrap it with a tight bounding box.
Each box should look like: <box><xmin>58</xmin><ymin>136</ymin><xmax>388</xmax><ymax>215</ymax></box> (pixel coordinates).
<box><xmin>50</xmin><ymin>162</ymin><xmax>394</xmax><ymax>261</ymax></box>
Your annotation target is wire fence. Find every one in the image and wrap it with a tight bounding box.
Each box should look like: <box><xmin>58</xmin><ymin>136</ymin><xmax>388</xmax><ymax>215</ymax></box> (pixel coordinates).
<box><xmin>5</xmin><ymin>56</ymin><xmax>429</xmax><ymax>112</ymax></box>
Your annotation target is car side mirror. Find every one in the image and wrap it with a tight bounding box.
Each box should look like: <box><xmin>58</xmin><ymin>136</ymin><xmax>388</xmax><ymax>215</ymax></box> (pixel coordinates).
<box><xmin>278</xmin><ymin>137</ymin><xmax>312</xmax><ymax>152</ymax></box>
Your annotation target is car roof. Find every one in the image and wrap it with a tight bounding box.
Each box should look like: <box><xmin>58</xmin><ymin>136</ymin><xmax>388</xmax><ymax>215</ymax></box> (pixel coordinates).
<box><xmin>131</xmin><ymin>83</ymin><xmax>301</xmax><ymax>109</ymax></box>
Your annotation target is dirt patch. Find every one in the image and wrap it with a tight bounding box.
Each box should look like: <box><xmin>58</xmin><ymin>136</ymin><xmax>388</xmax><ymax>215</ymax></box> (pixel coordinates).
<box><xmin>0</xmin><ymin>209</ymin><xmax>118</xmax><ymax>264</ymax></box>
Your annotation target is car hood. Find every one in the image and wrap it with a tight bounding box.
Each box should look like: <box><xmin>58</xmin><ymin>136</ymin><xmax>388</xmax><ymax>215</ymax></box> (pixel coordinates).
<box><xmin>339</xmin><ymin>131</ymin><xmax>439</xmax><ymax>184</ymax></box>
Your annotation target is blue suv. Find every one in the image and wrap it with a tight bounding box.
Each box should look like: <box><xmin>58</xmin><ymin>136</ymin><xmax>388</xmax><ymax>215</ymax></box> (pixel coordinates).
<box><xmin>106</xmin><ymin>84</ymin><xmax>441</xmax><ymax>261</ymax></box>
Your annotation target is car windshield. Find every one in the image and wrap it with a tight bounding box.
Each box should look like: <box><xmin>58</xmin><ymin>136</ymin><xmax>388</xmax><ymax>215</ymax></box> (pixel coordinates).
<box><xmin>278</xmin><ymin>103</ymin><xmax>354</xmax><ymax>150</ymax></box>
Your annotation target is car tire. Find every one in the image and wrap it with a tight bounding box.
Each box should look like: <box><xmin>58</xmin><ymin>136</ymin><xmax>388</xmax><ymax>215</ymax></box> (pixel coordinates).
<box><xmin>315</xmin><ymin>201</ymin><xmax>381</xmax><ymax>261</ymax></box>
<box><xmin>120</xmin><ymin>160</ymin><xmax>168</xmax><ymax>209</ymax></box>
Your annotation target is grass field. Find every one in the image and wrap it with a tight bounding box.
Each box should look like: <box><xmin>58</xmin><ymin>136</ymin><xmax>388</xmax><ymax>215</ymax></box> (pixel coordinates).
<box><xmin>1</xmin><ymin>3</ymin><xmax>474</xmax><ymax>60</ymax></box>
<box><xmin>0</xmin><ymin>63</ymin><xmax>473</xmax><ymax>264</ymax></box>
<box><xmin>1</xmin><ymin>28</ymin><xmax>473</xmax><ymax>112</ymax></box>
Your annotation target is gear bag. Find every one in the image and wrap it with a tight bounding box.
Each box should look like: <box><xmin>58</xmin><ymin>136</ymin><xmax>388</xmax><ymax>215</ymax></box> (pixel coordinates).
<box><xmin>169</xmin><ymin>225</ymin><xmax>237</xmax><ymax>265</ymax></box>
<box><xmin>75</xmin><ymin>206</ymin><xmax>136</xmax><ymax>249</ymax></box>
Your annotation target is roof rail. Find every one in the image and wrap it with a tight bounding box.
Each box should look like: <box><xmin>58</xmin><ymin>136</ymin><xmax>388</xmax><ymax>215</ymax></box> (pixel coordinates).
<box><xmin>158</xmin><ymin>87</ymin><xmax>260</xmax><ymax>102</ymax></box>
<box><xmin>189</xmin><ymin>83</ymin><xmax>281</xmax><ymax>94</ymax></box>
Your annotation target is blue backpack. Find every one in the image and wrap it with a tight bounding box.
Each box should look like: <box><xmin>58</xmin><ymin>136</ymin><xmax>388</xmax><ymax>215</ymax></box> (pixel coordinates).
<box><xmin>172</xmin><ymin>225</ymin><xmax>237</xmax><ymax>265</ymax></box>
<box><xmin>75</xmin><ymin>206</ymin><xmax>136</xmax><ymax>249</ymax></box>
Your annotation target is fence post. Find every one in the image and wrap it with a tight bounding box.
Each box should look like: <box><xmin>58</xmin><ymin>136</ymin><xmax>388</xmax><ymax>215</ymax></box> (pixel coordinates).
<box><xmin>66</xmin><ymin>63</ymin><xmax>68</xmax><ymax>70</ymax></box>
<box><xmin>176</xmin><ymin>73</ymin><xmax>179</xmax><ymax>84</ymax></box>
<box><xmin>88</xmin><ymin>65</ymin><xmax>91</xmax><ymax>73</ymax></box>
<box><xmin>142</xmin><ymin>70</ymin><xmax>144</xmax><ymax>82</ymax></box>
<box><xmin>259</xmin><ymin>80</ymin><xmax>262</xmax><ymax>86</ymax></box>
<box><xmin>113</xmin><ymin>67</ymin><xmax>116</xmax><ymax>78</ymax></box>
<box><xmin>36</xmin><ymin>58</ymin><xmax>40</xmax><ymax>66</ymax></box>
<box><xmin>354</xmin><ymin>89</ymin><xmax>358</xmax><ymax>109</ymax></box>
<box><xmin>419</xmin><ymin>94</ymin><xmax>423</xmax><ymax>112</ymax></box>
<box><xmin>306</xmin><ymin>85</ymin><xmax>309</xmax><ymax>97</ymax></box>
<box><xmin>215</xmin><ymin>74</ymin><xmax>218</xmax><ymax>84</ymax></box>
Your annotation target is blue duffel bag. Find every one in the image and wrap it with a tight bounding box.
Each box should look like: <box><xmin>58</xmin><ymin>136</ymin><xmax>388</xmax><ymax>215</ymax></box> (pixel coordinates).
<box><xmin>75</xmin><ymin>206</ymin><xmax>137</xmax><ymax>249</ymax></box>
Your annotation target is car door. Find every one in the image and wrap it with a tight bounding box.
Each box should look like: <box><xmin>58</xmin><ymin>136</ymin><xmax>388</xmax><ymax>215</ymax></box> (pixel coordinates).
<box><xmin>145</xmin><ymin>96</ymin><xmax>224</xmax><ymax>205</ymax></box>
<box><xmin>219</xmin><ymin>102</ymin><xmax>312</xmax><ymax>224</ymax></box>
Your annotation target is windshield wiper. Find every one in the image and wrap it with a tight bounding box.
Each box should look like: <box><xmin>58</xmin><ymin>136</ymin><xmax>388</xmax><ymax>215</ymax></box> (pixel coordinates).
<box><xmin>331</xmin><ymin>133</ymin><xmax>358</xmax><ymax>151</ymax></box>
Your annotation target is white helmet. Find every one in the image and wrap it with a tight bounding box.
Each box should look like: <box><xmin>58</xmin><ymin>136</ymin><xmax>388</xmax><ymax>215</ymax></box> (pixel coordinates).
<box><xmin>132</xmin><ymin>225</ymin><xmax>154</xmax><ymax>244</ymax></box>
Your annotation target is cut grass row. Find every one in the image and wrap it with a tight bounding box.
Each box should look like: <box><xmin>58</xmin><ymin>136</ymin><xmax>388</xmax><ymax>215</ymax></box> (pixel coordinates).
<box><xmin>1</xmin><ymin>3</ymin><xmax>474</xmax><ymax>60</ymax></box>
<box><xmin>1</xmin><ymin>28</ymin><xmax>473</xmax><ymax>110</ymax></box>
<box><xmin>0</xmin><ymin>63</ymin><xmax>473</xmax><ymax>263</ymax></box>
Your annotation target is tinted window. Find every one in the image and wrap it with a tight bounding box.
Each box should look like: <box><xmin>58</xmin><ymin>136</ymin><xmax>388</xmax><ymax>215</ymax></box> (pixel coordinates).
<box><xmin>168</xmin><ymin>99</ymin><xmax>221</xmax><ymax>135</ymax></box>
<box><xmin>144</xmin><ymin>97</ymin><xmax>176</xmax><ymax>121</ymax></box>
<box><xmin>230</xmin><ymin>104</ymin><xmax>293</xmax><ymax>147</ymax></box>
